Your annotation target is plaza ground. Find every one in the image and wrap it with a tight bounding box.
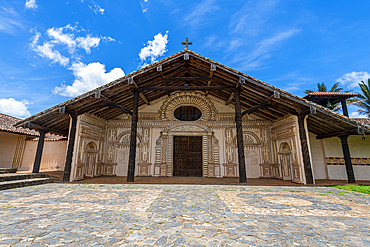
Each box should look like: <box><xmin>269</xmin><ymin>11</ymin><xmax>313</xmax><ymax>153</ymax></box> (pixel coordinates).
<box><xmin>0</xmin><ymin>182</ymin><xmax>370</xmax><ymax>246</ymax></box>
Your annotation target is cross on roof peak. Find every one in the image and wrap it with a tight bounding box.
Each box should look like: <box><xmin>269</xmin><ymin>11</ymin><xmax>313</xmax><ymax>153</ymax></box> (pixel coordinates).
<box><xmin>182</xmin><ymin>37</ymin><xmax>192</xmax><ymax>50</ymax></box>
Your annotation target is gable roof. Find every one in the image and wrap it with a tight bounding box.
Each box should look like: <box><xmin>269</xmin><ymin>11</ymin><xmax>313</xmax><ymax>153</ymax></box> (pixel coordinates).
<box><xmin>15</xmin><ymin>50</ymin><xmax>370</xmax><ymax>137</ymax></box>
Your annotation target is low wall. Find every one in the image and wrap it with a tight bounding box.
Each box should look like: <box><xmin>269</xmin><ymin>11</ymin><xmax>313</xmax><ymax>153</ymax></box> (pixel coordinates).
<box><xmin>0</xmin><ymin>132</ymin><xmax>19</xmax><ymax>169</ymax></box>
<box><xmin>19</xmin><ymin>140</ymin><xmax>67</xmax><ymax>171</ymax></box>
<box><xmin>323</xmin><ymin>135</ymin><xmax>370</xmax><ymax>181</ymax></box>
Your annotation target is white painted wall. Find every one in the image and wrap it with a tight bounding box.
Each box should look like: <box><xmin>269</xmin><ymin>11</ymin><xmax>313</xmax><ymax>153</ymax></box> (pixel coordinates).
<box><xmin>323</xmin><ymin>135</ymin><xmax>370</xmax><ymax>180</ymax></box>
<box><xmin>308</xmin><ymin>132</ymin><xmax>328</xmax><ymax>179</ymax></box>
<box><xmin>0</xmin><ymin>132</ymin><xmax>18</xmax><ymax>169</ymax></box>
<box><xmin>19</xmin><ymin>140</ymin><xmax>67</xmax><ymax>171</ymax></box>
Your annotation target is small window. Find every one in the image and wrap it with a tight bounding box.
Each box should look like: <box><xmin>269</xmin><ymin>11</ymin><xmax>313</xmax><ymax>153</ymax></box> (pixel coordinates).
<box><xmin>174</xmin><ymin>106</ymin><xmax>202</xmax><ymax>121</ymax></box>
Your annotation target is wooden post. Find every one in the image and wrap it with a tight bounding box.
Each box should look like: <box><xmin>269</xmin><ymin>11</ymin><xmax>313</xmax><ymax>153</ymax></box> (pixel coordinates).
<box><xmin>32</xmin><ymin>129</ymin><xmax>46</xmax><ymax>173</ymax></box>
<box><xmin>234</xmin><ymin>89</ymin><xmax>247</xmax><ymax>183</ymax></box>
<box><xmin>339</xmin><ymin>135</ymin><xmax>356</xmax><ymax>183</ymax></box>
<box><xmin>340</xmin><ymin>97</ymin><xmax>349</xmax><ymax>117</ymax></box>
<box><xmin>63</xmin><ymin>115</ymin><xmax>78</xmax><ymax>181</ymax></box>
<box><xmin>298</xmin><ymin>114</ymin><xmax>314</xmax><ymax>184</ymax></box>
<box><xmin>127</xmin><ymin>90</ymin><xmax>139</xmax><ymax>182</ymax></box>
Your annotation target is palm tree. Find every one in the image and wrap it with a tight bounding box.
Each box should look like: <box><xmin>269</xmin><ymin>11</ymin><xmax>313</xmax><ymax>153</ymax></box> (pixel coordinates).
<box><xmin>354</xmin><ymin>79</ymin><xmax>370</xmax><ymax>118</ymax></box>
<box><xmin>304</xmin><ymin>82</ymin><xmax>343</xmax><ymax>94</ymax></box>
<box><xmin>304</xmin><ymin>82</ymin><xmax>353</xmax><ymax>112</ymax></box>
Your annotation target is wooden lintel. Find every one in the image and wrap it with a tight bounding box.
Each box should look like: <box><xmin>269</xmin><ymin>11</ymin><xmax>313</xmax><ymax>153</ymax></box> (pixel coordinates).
<box><xmin>226</xmin><ymin>93</ymin><xmax>234</xmax><ymax>105</ymax></box>
<box><xmin>139</xmin><ymin>92</ymin><xmax>150</xmax><ymax>105</ymax></box>
<box><xmin>139</xmin><ymin>86</ymin><xmax>235</xmax><ymax>91</ymax></box>
<box><xmin>28</xmin><ymin>123</ymin><xmax>66</xmax><ymax>136</ymax></box>
<box><xmin>241</xmin><ymin>103</ymin><xmax>277</xmax><ymax>117</ymax></box>
<box><xmin>161</xmin><ymin>77</ymin><xmax>211</xmax><ymax>81</ymax></box>
<box><xmin>316</xmin><ymin>129</ymin><xmax>357</xmax><ymax>139</ymax></box>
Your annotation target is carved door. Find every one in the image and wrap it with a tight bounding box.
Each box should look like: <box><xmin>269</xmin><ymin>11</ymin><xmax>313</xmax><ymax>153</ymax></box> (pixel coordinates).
<box><xmin>174</xmin><ymin>136</ymin><xmax>202</xmax><ymax>177</ymax></box>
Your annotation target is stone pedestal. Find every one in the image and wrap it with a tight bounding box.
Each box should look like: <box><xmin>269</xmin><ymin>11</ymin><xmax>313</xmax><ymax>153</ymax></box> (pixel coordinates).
<box><xmin>160</xmin><ymin>164</ymin><xmax>167</xmax><ymax>177</ymax></box>
<box><xmin>75</xmin><ymin>162</ymin><xmax>85</xmax><ymax>181</ymax></box>
<box><xmin>208</xmin><ymin>164</ymin><xmax>215</xmax><ymax>178</ymax></box>
<box><xmin>153</xmin><ymin>163</ymin><xmax>161</xmax><ymax>176</ymax></box>
<box><xmin>259</xmin><ymin>163</ymin><xmax>274</xmax><ymax>178</ymax></box>
<box><xmin>95</xmin><ymin>163</ymin><xmax>103</xmax><ymax>177</ymax></box>
<box><xmin>223</xmin><ymin>163</ymin><xmax>237</xmax><ymax>178</ymax></box>
<box><xmin>102</xmin><ymin>162</ymin><xmax>117</xmax><ymax>176</ymax></box>
<box><xmin>291</xmin><ymin>163</ymin><xmax>300</xmax><ymax>183</ymax></box>
<box><xmin>272</xmin><ymin>163</ymin><xmax>281</xmax><ymax>178</ymax></box>
<box><xmin>137</xmin><ymin>162</ymin><xmax>152</xmax><ymax>177</ymax></box>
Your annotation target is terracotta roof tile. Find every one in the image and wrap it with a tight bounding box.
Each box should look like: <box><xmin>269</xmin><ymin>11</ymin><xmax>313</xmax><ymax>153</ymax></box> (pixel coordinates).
<box><xmin>0</xmin><ymin>113</ymin><xmax>65</xmax><ymax>141</ymax></box>
<box><xmin>303</xmin><ymin>92</ymin><xmax>358</xmax><ymax>97</ymax></box>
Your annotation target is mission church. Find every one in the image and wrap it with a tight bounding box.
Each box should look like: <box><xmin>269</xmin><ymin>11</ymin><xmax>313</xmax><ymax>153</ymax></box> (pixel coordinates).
<box><xmin>12</xmin><ymin>44</ymin><xmax>370</xmax><ymax>184</ymax></box>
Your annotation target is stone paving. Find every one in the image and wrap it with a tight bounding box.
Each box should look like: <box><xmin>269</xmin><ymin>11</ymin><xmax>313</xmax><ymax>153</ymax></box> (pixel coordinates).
<box><xmin>0</xmin><ymin>184</ymin><xmax>370</xmax><ymax>246</ymax></box>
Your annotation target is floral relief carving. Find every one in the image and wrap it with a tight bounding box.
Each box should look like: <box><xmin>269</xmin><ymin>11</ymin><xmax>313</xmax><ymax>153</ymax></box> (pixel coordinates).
<box><xmin>159</xmin><ymin>92</ymin><xmax>216</xmax><ymax>121</ymax></box>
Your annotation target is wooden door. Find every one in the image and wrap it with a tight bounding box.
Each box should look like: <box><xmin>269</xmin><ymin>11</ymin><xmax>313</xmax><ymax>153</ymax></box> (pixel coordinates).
<box><xmin>173</xmin><ymin>136</ymin><xmax>202</xmax><ymax>177</ymax></box>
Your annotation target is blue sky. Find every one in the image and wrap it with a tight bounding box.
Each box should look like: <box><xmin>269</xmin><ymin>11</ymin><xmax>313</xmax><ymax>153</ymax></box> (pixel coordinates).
<box><xmin>1</xmin><ymin>0</ymin><xmax>370</xmax><ymax>118</ymax></box>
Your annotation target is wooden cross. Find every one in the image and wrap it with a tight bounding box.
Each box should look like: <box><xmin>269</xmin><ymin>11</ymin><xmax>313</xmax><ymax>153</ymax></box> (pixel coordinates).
<box><xmin>182</xmin><ymin>37</ymin><xmax>192</xmax><ymax>50</ymax></box>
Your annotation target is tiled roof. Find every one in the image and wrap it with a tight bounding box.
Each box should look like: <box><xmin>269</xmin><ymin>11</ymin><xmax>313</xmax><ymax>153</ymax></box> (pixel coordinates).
<box><xmin>303</xmin><ymin>92</ymin><xmax>358</xmax><ymax>97</ymax></box>
<box><xmin>0</xmin><ymin>113</ymin><xmax>65</xmax><ymax>141</ymax></box>
<box><xmin>351</xmin><ymin>118</ymin><xmax>370</xmax><ymax>128</ymax></box>
<box><xmin>14</xmin><ymin>49</ymin><xmax>370</xmax><ymax>134</ymax></box>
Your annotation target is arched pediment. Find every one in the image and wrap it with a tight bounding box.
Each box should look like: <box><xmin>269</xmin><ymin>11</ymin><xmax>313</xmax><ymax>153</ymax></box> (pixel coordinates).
<box><xmin>116</xmin><ymin>131</ymin><xmax>142</xmax><ymax>146</ymax></box>
<box><xmin>159</xmin><ymin>92</ymin><xmax>216</xmax><ymax>121</ymax></box>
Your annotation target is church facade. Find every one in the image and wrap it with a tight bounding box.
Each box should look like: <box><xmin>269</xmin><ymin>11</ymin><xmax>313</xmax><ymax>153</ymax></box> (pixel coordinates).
<box><xmin>14</xmin><ymin>50</ymin><xmax>370</xmax><ymax>184</ymax></box>
<box><xmin>71</xmin><ymin>93</ymin><xmax>305</xmax><ymax>183</ymax></box>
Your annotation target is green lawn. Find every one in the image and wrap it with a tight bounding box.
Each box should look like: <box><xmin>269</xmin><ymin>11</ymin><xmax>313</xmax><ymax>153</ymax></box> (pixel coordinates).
<box><xmin>331</xmin><ymin>185</ymin><xmax>370</xmax><ymax>195</ymax></box>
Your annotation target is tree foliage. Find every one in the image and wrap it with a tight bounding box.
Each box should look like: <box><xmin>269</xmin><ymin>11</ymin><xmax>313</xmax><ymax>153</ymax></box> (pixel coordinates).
<box><xmin>354</xmin><ymin>79</ymin><xmax>370</xmax><ymax>117</ymax></box>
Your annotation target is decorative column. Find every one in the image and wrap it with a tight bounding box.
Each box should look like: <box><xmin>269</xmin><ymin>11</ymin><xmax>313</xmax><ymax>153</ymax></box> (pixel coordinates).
<box><xmin>127</xmin><ymin>90</ymin><xmax>139</xmax><ymax>182</ymax></box>
<box><xmin>234</xmin><ymin>89</ymin><xmax>247</xmax><ymax>183</ymax></box>
<box><xmin>297</xmin><ymin>114</ymin><xmax>314</xmax><ymax>184</ymax></box>
<box><xmin>339</xmin><ymin>135</ymin><xmax>356</xmax><ymax>183</ymax></box>
<box><xmin>63</xmin><ymin>114</ymin><xmax>78</xmax><ymax>181</ymax></box>
<box><xmin>32</xmin><ymin>129</ymin><xmax>46</xmax><ymax>173</ymax></box>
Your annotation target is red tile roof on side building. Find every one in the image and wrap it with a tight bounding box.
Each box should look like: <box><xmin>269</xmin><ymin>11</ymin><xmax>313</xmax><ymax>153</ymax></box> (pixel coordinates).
<box><xmin>0</xmin><ymin>113</ymin><xmax>65</xmax><ymax>141</ymax></box>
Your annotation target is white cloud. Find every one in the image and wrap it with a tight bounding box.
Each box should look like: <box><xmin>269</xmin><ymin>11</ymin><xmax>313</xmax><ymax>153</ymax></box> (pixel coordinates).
<box><xmin>232</xmin><ymin>29</ymin><xmax>300</xmax><ymax>70</ymax></box>
<box><xmin>76</xmin><ymin>35</ymin><xmax>100</xmax><ymax>54</ymax></box>
<box><xmin>47</xmin><ymin>25</ymin><xmax>76</xmax><ymax>53</ymax></box>
<box><xmin>54</xmin><ymin>62</ymin><xmax>125</xmax><ymax>97</ymax></box>
<box><xmin>184</xmin><ymin>0</ymin><xmax>218</xmax><ymax>27</ymax></box>
<box><xmin>0</xmin><ymin>7</ymin><xmax>23</xmax><ymax>35</ymax></box>
<box><xmin>139</xmin><ymin>31</ymin><xmax>169</xmax><ymax>64</ymax></box>
<box><xmin>0</xmin><ymin>98</ymin><xmax>31</xmax><ymax>118</ymax></box>
<box><xmin>30</xmin><ymin>30</ymin><xmax>70</xmax><ymax>66</ymax></box>
<box><xmin>336</xmin><ymin>71</ymin><xmax>370</xmax><ymax>88</ymax></box>
<box><xmin>25</xmin><ymin>0</ymin><xmax>37</xmax><ymax>9</ymax></box>
<box><xmin>350</xmin><ymin>111</ymin><xmax>367</xmax><ymax>118</ymax></box>
<box><xmin>30</xmin><ymin>24</ymin><xmax>109</xmax><ymax>65</ymax></box>
<box><xmin>229</xmin><ymin>0</ymin><xmax>278</xmax><ymax>35</ymax></box>
<box><xmin>89</xmin><ymin>3</ymin><xmax>105</xmax><ymax>15</ymax></box>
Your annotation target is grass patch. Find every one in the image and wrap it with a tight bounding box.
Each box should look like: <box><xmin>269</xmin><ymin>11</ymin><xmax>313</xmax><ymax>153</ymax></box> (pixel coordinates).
<box><xmin>331</xmin><ymin>185</ymin><xmax>370</xmax><ymax>195</ymax></box>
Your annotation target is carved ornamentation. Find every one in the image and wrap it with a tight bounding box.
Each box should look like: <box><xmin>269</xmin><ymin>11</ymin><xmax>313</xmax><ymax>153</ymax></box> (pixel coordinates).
<box><xmin>159</xmin><ymin>92</ymin><xmax>216</xmax><ymax>121</ymax></box>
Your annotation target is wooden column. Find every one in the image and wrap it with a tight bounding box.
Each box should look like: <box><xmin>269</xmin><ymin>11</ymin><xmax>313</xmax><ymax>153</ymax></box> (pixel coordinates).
<box><xmin>234</xmin><ymin>89</ymin><xmax>247</xmax><ymax>183</ymax></box>
<box><xmin>339</xmin><ymin>135</ymin><xmax>356</xmax><ymax>183</ymax></box>
<box><xmin>298</xmin><ymin>115</ymin><xmax>314</xmax><ymax>184</ymax></box>
<box><xmin>127</xmin><ymin>90</ymin><xmax>139</xmax><ymax>182</ymax></box>
<box><xmin>340</xmin><ymin>97</ymin><xmax>349</xmax><ymax>117</ymax></box>
<box><xmin>32</xmin><ymin>129</ymin><xmax>46</xmax><ymax>173</ymax></box>
<box><xmin>62</xmin><ymin>115</ymin><xmax>78</xmax><ymax>181</ymax></box>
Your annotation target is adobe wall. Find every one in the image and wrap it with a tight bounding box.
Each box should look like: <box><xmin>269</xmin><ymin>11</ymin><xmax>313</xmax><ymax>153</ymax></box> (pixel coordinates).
<box><xmin>0</xmin><ymin>132</ymin><xmax>19</xmax><ymax>169</ymax></box>
<box><xmin>323</xmin><ymin>135</ymin><xmax>370</xmax><ymax>180</ymax></box>
<box><xmin>308</xmin><ymin>132</ymin><xmax>328</xmax><ymax>179</ymax></box>
<box><xmin>19</xmin><ymin>140</ymin><xmax>67</xmax><ymax>171</ymax></box>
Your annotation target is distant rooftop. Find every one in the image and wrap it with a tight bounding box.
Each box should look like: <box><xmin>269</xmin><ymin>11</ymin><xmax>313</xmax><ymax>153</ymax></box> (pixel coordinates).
<box><xmin>0</xmin><ymin>113</ymin><xmax>65</xmax><ymax>141</ymax></box>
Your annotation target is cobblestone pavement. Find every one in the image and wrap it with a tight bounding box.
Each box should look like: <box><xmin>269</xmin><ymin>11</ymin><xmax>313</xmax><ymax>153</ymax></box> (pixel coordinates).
<box><xmin>0</xmin><ymin>184</ymin><xmax>370</xmax><ymax>246</ymax></box>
